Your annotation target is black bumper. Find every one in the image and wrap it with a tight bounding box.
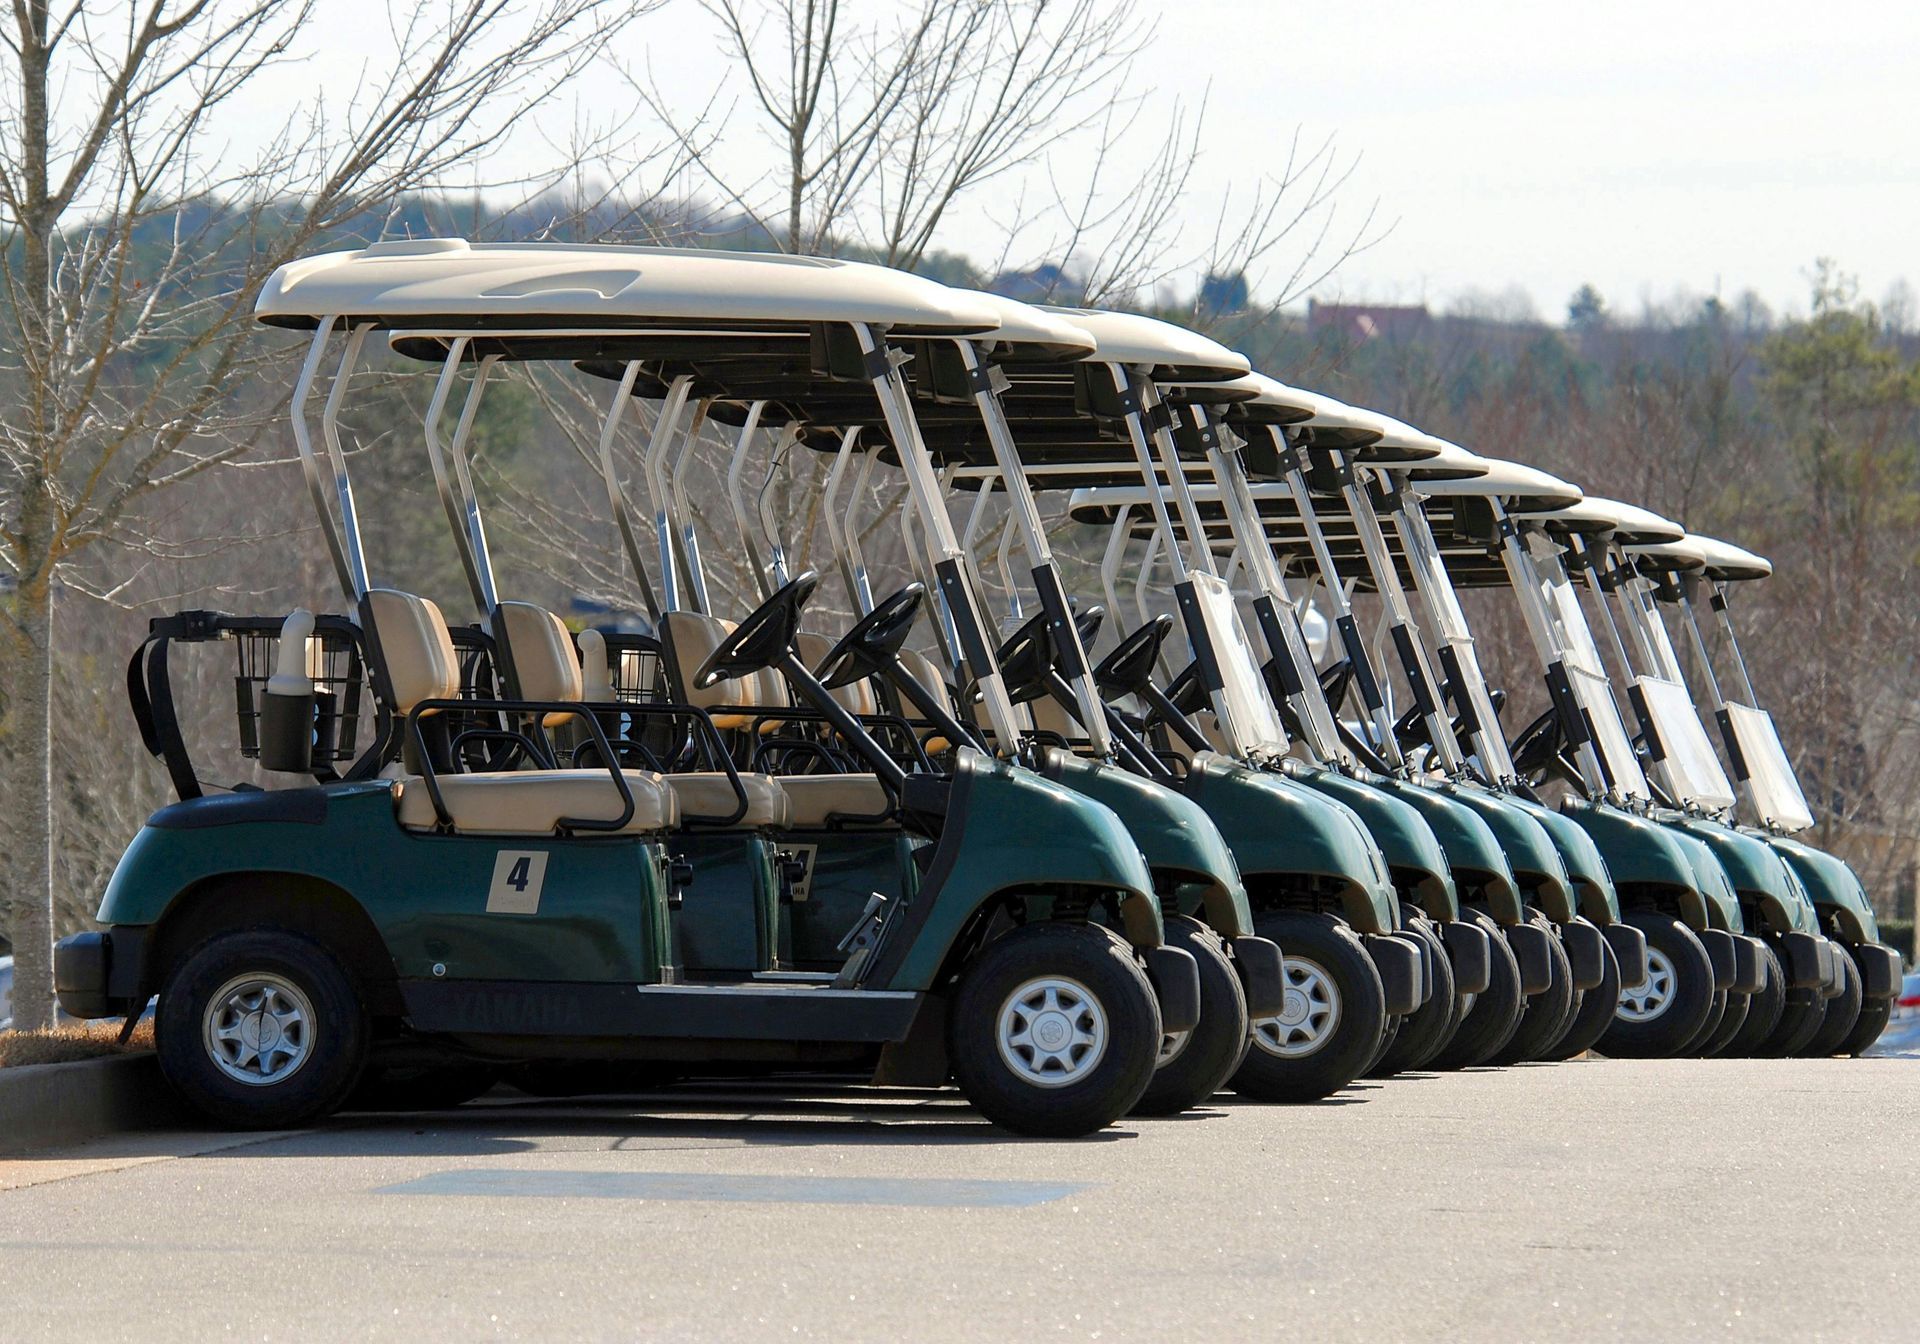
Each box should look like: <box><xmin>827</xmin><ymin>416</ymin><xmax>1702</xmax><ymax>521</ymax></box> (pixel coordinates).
<box><xmin>1364</xmin><ymin>932</ymin><xmax>1427</xmax><ymax>1017</ymax></box>
<box><xmin>1503</xmin><ymin>921</ymin><xmax>1554</xmax><ymax>996</ymax></box>
<box><xmin>1850</xmin><ymin>941</ymin><xmax>1902</xmax><ymax>1001</ymax></box>
<box><xmin>1602</xmin><ymin>922</ymin><xmax>1649</xmax><ymax>988</ymax></box>
<box><xmin>1558</xmin><ymin>917</ymin><xmax>1606</xmax><ymax>992</ymax></box>
<box><xmin>1229</xmin><ymin>936</ymin><xmax>1286</xmax><ymax>1020</ymax></box>
<box><xmin>1145</xmin><ymin>945</ymin><xmax>1202</xmax><ymax>1035</ymax></box>
<box><xmin>1441</xmin><ymin>918</ymin><xmax>1492</xmax><ymax>996</ymax></box>
<box><xmin>1779</xmin><ymin>931</ymin><xmax>1836</xmax><ymax>991</ymax></box>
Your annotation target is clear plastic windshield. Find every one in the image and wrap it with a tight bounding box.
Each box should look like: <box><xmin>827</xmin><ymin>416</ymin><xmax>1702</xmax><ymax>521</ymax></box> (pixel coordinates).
<box><xmin>1633</xmin><ymin>675</ymin><xmax>1736</xmax><ymax>809</ymax></box>
<box><xmin>1190</xmin><ymin>571</ymin><xmax>1291</xmax><ymax>759</ymax></box>
<box><xmin>1723</xmin><ymin>700</ymin><xmax>1816</xmax><ymax>832</ymax></box>
<box><xmin>1527</xmin><ymin>538</ymin><xmax>1651</xmax><ymax>799</ymax></box>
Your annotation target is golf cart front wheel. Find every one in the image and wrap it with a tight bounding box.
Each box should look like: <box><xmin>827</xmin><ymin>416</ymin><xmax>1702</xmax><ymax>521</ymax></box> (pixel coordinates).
<box><xmin>1597</xmin><ymin>912</ymin><xmax>1715</xmax><ymax>1058</ymax></box>
<box><xmin>1368</xmin><ymin>910</ymin><xmax>1458</xmax><ymax>1076</ymax></box>
<box><xmin>1230</xmin><ymin>911</ymin><xmax>1385</xmax><ymax>1103</ymax></box>
<box><xmin>949</xmin><ymin>922</ymin><xmax>1161</xmax><ymax>1136</ymax></box>
<box><xmin>1131</xmin><ymin>915</ymin><xmax>1249</xmax><ymax>1116</ymax></box>
<box><xmin>1488</xmin><ymin>909</ymin><xmax>1576</xmax><ymax>1065</ymax></box>
<box><xmin>1427</xmin><ymin>911</ymin><xmax>1525</xmax><ymax>1070</ymax></box>
<box><xmin>156</xmin><ymin>928</ymin><xmax>368</xmax><ymax>1129</ymax></box>
<box><xmin>1796</xmin><ymin>955</ymin><xmax>1863</xmax><ymax>1057</ymax></box>
<box><xmin>1721</xmin><ymin>942</ymin><xmax>1787</xmax><ymax>1056</ymax></box>
<box><xmin>1539</xmin><ymin>936</ymin><xmax>1621</xmax><ymax>1061</ymax></box>
<box><xmin>1839</xmin><ymin>992</ymin><xmax>1893</xmax><ymax>1057</ymax></box>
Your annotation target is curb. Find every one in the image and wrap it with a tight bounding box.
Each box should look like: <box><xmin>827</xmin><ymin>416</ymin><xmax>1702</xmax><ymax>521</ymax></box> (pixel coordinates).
<box><xmin>0</xmin><ymin>1054</ymin><xmax>190</xmax><ymax>1156</ymax></box>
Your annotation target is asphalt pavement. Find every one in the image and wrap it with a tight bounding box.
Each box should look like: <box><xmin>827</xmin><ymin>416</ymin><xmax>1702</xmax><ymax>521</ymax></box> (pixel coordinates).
<box><xmin>0</xmin><ymin>1056</ymin><xmax>1914</xmax><ymax>1342</ymax></box>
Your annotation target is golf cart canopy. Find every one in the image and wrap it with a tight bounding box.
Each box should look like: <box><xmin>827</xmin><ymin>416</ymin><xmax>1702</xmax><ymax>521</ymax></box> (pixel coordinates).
<box><xmin>256</xmin><ymin>238</ymin><xmax>1001</xmax><ymax>337</ymax></box>
<box><xmin>1408</xmin><ymin>457</ymin><xmax>1584</xmax><ymax>513</ymax></box>
<box><xmin>1514</xmin><ymin>496</ymin><xmax>1686</xmax><ymax>546</ymax></box>
<box><xmin>1037</xmin><ymin>306</ymin><xmax>1250</xmax><ymax>382</ymax></box>
<box><xmin>1631</xmin><ymin>534</ymin><xmax>1774</xmax><ymax>583</ymax></box>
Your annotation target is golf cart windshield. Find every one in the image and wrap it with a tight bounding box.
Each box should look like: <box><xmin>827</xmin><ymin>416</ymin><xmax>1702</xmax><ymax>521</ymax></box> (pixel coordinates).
<box><xmin>1527</xmin><ymin>535</ymin><xmax>1650</xmax><ymax>799</ymax></box>
<box><xmin>1632</xmin><ymin>674</ymin><xmax>1735</xmax><ymax>809</ymax></box>
<box><xmin>1187</xmin><ymin>571</ymin><xmax>1291</xmax><ymax>758</ymax></box>
<box><xmin>1722</xmin><ymin>700</ymin><xmax>1815</xmax><ymax>832</ymax></box>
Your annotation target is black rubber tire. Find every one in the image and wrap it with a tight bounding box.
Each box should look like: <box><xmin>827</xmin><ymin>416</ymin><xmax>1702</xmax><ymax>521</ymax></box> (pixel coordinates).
<box><xmin>1839</xmin><ymin>991</ymin><xmax>1894</xmax><ymax>1057</ymax></box>
<box><xmin>1796</xmin><ymin>955</ymin><xmax>1863</xmax><ymax>1058</ymax></box>
<box><xmin>1596</xmin><ymin>912</ymin><xmax>1716</xmax><ymax>1058</ymax></box>
<box><xmin>948</xmin><ymin>922</ymin><xmax>1161</xmax><ymax>1136</ymax></box>
<box><xmin>1428</xmin><ymin>910</ymin><xmax>1525</xmax><ymax>1070</ymax></box>
<box><xmin>1540</xmin><ymin>937</ymin><xmax>1621</xmax><ymax>1061</ymax></box>
<box><xmin>1131</xmin><ymin>916</ymin><xmax>1249</xmax><ymax>1116</ymax></box>
<box><xmin>1699</xmin><ymin>989</ymin><xmax>1751</xmax><ymax>1057</ymax></box>
<box><xmin>1680</xmin><ymin>991</ymin><xmax>1730</xmax><ymax>1056</ymax></box>
<box><xmin>1231</xmin><ymin>911</ymin><xmax>1386</xmax><ymax>1103</ymax></box>
<box><xmin>156</xmin><ymin>929</ymin><xmax>368</xmax><ymax>1129</ymax></box>
<box><xmin>346</xmin><ymin>1064</ymin><xmax>499</xmax><ymax>1112</ymax></box>
<box><xmin>1368</xmin><ymin>912</ymin><xmax>1457</xmax><ymax>1076</ymax></box>
<box><xmin>1721</xmin><ymin>943</ymin><xmax>1786</xmax><ymax>1056</ymax></box>
<box><xmin>1757</xmin><ymin>987</ymin><xmax>1826</xmax><ymax>1057</ymax></box>
<box><xmin>1488</xmin><ymin>909</ymin><xmax>1576</xmax><ymax>1065</ymax></box>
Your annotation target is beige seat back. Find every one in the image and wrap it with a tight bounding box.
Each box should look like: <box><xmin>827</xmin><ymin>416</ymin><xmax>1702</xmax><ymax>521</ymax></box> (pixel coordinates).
<box><xmin>365</xmin><ymin>590</ymin><xmax>461</xmax><ymax>713</ymax></box>
<box><xmin>661</xmin><ymin>610</ymin><xmax>789</xmax><ymax>730</ymax></box>
<box><xmin>496</xmin><ymin>601</ymin><xmax>583</xmax><ymax>703</ymax></box>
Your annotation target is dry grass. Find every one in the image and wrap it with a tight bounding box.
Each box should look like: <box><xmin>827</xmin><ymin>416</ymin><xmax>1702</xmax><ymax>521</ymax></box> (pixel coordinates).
<box><xmin>0</xmin><ymin>1020</ymin><xmax>155</xmax><ymax>1069</ymax></box>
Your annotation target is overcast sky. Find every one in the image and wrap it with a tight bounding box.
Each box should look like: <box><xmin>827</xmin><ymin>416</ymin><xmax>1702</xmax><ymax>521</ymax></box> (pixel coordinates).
<box><xmin>285</xmin><ymin>0</ymin><xmax>1920</xmax><ymax>324</ymax></box>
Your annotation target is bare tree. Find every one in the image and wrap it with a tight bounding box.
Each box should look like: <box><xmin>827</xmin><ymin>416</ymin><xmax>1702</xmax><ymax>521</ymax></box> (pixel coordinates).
<box><xmin>0</xmin><ymin>0</ymin><xmax>651</xmax><ymax>1028</ymax></box>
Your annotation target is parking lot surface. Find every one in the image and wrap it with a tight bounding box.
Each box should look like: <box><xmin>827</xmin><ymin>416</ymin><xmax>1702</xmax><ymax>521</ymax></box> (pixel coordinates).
<box><xmin>1</xmin><ymin>1056</ymin><xmax>1913</xmax><ymax>1342</ymax></box>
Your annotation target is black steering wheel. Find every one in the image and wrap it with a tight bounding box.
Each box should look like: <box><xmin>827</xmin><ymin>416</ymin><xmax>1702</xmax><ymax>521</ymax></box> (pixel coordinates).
<box><xmin>1509</xmin><ymin>706</ymin><xmax>1565</xmax><ymax>778</ymax></box>
<box><xmin>1074</xmin><ymin>605</ymin><xmax>1105</xmax><ymax>649</ymax></box>
<box><xmin>1318</xmin><ymin>657</ymin><xmax>1357</xmax><ymax>716</ymax></box>
<box><xmin>1094</xmin><ymin>615</ymin><xmax>1174</xmax><ymax>697</ymax></box>
<box><xmin>814</xmin><ymin>583</ymin><xmax>924</xmax><ymax>689</ymax></box>
<box><xmin>994</xmin><ymin>609</ymin><xmax>1054</xmax><ymax>704</ymax></box>
<box><xmin>1163</xmin><ymin>658</ymin><xmax>1207</xmax><ymax>717</ymax></box>
<box><xmin>694</xmin><ymin>572</ymin><xmax>818</xmax><ymax>689</ymax></box>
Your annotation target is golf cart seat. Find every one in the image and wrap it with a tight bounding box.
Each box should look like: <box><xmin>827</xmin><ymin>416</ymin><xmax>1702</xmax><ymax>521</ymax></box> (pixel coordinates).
<box><xmin>796</xmin><ymin>632</ymin><xmax>879</xmax><ymax>715</ymax></box>
<box><xmin>660</xmin><ymin>610</ymin><xmax>790</xmax><ymax>730</ymax></box>
<box><xmin>366</xmin><ymin>590</ymin><xmax>678</xmax><ymax>835</ymax></box>
<box><xmin>779</xmin><ymin>774</ymin><xmax>896</xmax><ymax>827</ymax></box>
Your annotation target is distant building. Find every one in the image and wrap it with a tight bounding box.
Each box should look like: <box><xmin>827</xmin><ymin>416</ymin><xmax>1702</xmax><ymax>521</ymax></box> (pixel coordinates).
<box><xmin>989</xmin><ymin>264</ymin><xmax>1082</xmax><ymax>305</ymax></box>
<box><xmin>1307</xmin><ymin>300</ymin><xmax>1432</xmax><ymax>342</ymax></box>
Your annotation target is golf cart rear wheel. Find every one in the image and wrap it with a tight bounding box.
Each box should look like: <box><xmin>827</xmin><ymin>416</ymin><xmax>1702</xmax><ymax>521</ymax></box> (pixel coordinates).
<box><xmin>1839</xmin><ymin>993</ymin><xmax>1892</xmax><ymax>1057</ymax></box>
<box><xmin>1488</xmin><ymin>909</ymin><xmax>1576</xmax><ymax>1066</ymax></box>
<box><xmin>1428</xmin><ymin>911</ymin><xmax>1524</xmax><ymax>1070</ymax></box>
<box><xmin>1596</xmin><ymin>912</ymin><xmax>1715</xmax><ymax>1058</ymax></box>
<box><xmin>1369</xmin><ymin>911</ymin><xmax>1458</xmax><ymax>1076</ymax></box>
<box><xmin>949</xmin><ymin>922</ymin><xmax>1160</xmax><ymax>1137</ymax></box>
<box><xmin>1796</xmin><ymin>955</ymin><xmax>1863</xmax><ymax>1058</ymax></box>
<box><xmin>1539</xmin><ymin>937</ymin><xmax>1620</xmax><ymax>1061</ymax></box>
<box><xmin>1131</xmin><ymin>915</ymin><xmax>1249</xmax><ymax>1116</ymax></box>
<box><xmin>156</xmin><ymin>928</ymin><xmax>368</xmax><ymax>1129</ymax></box>
<box><xmin>1231</xmin><ymin>911</ymin><xmax>1385</xmax><ymax>1103</ymax></box>
<box><xmin>1721</xmin><ymin>943</ymin><xmax>1786</xmax><ymax>1056</ymax></box>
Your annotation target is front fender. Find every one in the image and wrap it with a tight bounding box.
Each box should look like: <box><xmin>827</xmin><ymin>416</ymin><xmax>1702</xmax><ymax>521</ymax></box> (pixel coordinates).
<box><xmin>1366</xmin><ymin>776</ymin><xmax>1524</xmax><ymax>924</ymax></box>
<box><xmin>1760</xmin><ymin>832</ymin><xmax>1880</xmax><ymax>944</ymax></box>
<box><xmin>1497</xmin><ymin>794</ymin><xmax>1620</xmax><ymax>925</ymax></box>
<box><xmin>1045</xmin><ymin>751</ymin><xmax>1252</xmax><ymax>937</ymax></box>
<box><xmin>1183</xmin><ymin>754</ymin><xmax>1397</xmax><ymax>934</ymax></box>
<box><xmin>1563</xmin><ymin>801</ymin><xmax>1740</xmax><ymax>932</ymax></box>
<box><xmin>1668</xmin><ymin>816</ymin><xmax>1816</xmax><ymax>935</ymax></box>
<box><xmin>1441</xmin><ymin>784</ymin><xmax>1577</xmax><ymax>924</ymax></box>
<box><xmin>1290</xmin><ymin>767</ymin><xmax>1458</xmax><ymax>921</ymax></box>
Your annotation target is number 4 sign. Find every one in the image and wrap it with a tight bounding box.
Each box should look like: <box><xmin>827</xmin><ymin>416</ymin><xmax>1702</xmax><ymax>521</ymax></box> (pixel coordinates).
<box><xmin>487</xmin><ymin>850</ymin><xmax>550</xmax><ymax>915</ymax></box>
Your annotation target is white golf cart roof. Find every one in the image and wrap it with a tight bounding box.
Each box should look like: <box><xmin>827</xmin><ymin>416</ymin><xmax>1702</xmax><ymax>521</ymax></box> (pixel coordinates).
<box><xmin>1412</xmin><ymin>456</ymin><xmax>1583</xmax><ymax>512</ymax></box>
<box><xmin>954</xmin><ymin>290</ymin><xmax>1099</xmax><ymax>360</ymax></box>
<box><xmin>1516</xmin><ymin>495</ymin><xmax>1684</xmax><ymax>545</ymax></box>
<box><xmin>1038</xmin><ymin>306</ymin><xmax>1250</xmax><ymax>381</ymax></box>
<box><xmin>256</xmin><ymin>238</ymin><xmax>1000</xmax><ymax>334</ymax></box>
<box><xmin>1632</xmin><ymin>533</ymin><xmax>1773</xmax><ymax>582</ymax></box>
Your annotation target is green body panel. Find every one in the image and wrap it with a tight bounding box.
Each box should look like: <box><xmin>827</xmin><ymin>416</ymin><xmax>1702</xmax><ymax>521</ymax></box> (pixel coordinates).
<box><xmin>1047</xmin><ymin>753</ymin><xmax>1252</xmax><ymax>936</ymax></box>
<box><xmin>875</xmin><ymin>751</ymin><xmax>1161</xmax><ymax>992</ymax></box>
<box><xmin>1442</xmin><ymin>784</ymin><xmax>1577</xmax><ymax>924</ymax></box>
<box><xmin>779</xmin><ymin>830</ymin><xmax>922</xmax><ymax>968</ymax></box>
<box><xmin>1498</xmin><ymin>795</ymin><xmax>1620</xmax><ymax>925</ymax></box>
<box><xmin>1666</xmin><ymin>816</ymin><xmax>1815</xmax><ymax>935</ymax></box>
<box><xmin>1290</xmin><ymin>767</ymin><xmax>1459</xmax><ymax>921</ymax></box>
<box><xmin>1366</xmin><ymin>776</ymin><xmax>1524</xmax><ymax>924</ymax></box>
<box><xmin>669</xmin><ymin>833</ymin><xmax>781</xmax><ymax>973</ymax></box>
<box><xmin>98</xmin><ymin>782</ymin><xmax>670</xmax><ymax>983</ymax></box>
<box><xmin>1566</xmin><ymin>801</ymin><xmax>1742</xmax><ymax>932</ymax></box>
<box><xmin>1761</xmin><ymin>832</ymin><xmax>1880</xmax><ymax>944</ymax></box>
<box><xmin>1182</xmin><ymin>754</ymin><xmax>1397</xmax><ymax>934</ymax></box>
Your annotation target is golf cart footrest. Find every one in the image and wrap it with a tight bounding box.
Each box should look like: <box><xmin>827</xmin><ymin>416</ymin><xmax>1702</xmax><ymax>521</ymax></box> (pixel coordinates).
<box><xmin>1852</xmin><ymin>941</ymin><xmax>1901</xmax><ymax>1000</ymax></box>
<box><xmin>1229</xmin><ymin>936</ymin><xmax>1286</xmax><ymax>1019</ymax></box>
<box><xmin>1560</xmin><ymin>917</ymin><xmax>1606</xmax><ymax>992</ymax></box>
<box><xmin>1603</xmin><ymin>923</ymin><xmax>1649</xmax><ymax>988</ymax></box>
<box><xmin>1364</xmin><ymin>933</ymin><xmax>1426</xmax><ymax>1016</ymax></box>
<box><xmin>1731</xmin><ymin>935</ymin><xmax>1765</xmax><ymax>996</ymax></box>
<box><xmin>1779</xmin><ymin>931</ymin><xmax>1831</xmax><ymax>991</ymax></box>
<box><xmin>400</xmin><ymin>981</ymin><xmax>924</xmax><ymax>1043</ymax></box>
<box><xmin>1145</xmin><ymin>946</ymin><xmax>1202</xmax><ymax>1035</ymax></box>
<box><xmin>1503</xmin><ymin>921</ymin><xmax>1554</xmax><ymax>996</ymax></box>
<box><xmin>1441</xmin><ymin>919</ymin><xmax>1492</xmax><ymax>996</ymax></box>
<box><xmin>53</xmin><ymin>931</ymin><xmax>116</xmax><ymax>1019</ymax></box>
<box><xmin>1697</xmin><ymin>929</ymin><xmax>1737</xmax><ymax>992</ymax></box>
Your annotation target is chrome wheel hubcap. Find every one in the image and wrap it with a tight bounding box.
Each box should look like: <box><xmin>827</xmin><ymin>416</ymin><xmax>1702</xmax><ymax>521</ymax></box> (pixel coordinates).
<box><xmin>1618</xmin><ymin>947</ymin><xmax>1678</xmax><ymax>1023</ymax></box>
<box><xmin>1251</xmin><ymin>957</ymin><xmax>1342</xmax><ymax>1059</ymax></box>
<box><xmin>203</xmin><ymin>973</ymin><xmax>315</xmax><ymax>1087</ymax></box>
<box><xmin>996</xmin><ymin>976</ymin><xmax>1107</xmax><ymax>1087</ymax></box>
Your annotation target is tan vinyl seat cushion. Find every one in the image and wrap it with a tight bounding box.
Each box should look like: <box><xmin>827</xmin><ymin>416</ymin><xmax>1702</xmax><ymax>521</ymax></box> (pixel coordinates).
<box><xmin>395</xmin><ymin>770</ymin><xmax>678</xmax><ymax>835</ymax></box>
<box><xmin>661</xmin><ymin>771</ymin><xmax>791</xmax><ymax>828</ymax></box>
<box><xmin>661</xmin><ymin>610</ymin><xmax>788</xmax><ymax>729</ymax></box>
<box><xmin>778</xmin><ymin>774</ymin><xmax>894</xmax><ymax>827</ymax></box>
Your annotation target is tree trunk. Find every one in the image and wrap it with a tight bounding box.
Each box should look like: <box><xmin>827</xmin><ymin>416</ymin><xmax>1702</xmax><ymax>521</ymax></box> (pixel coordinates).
<box><xmin>3</xmin><ymin>574</ymin><xmax>57</xmax><ymax>1030</ymax></box>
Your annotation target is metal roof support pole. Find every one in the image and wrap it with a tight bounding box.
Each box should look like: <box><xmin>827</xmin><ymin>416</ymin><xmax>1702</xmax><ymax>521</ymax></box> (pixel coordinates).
<box><xmin>1099</xmin><ymin>505</ymin><xmax>1135</xmax><ymax>637</ymax></box>
<box><xmin>842</xmin><ymin>440</ymin><xmax>882</xmax><ymax>616</ymax></box>
<box><xmin>316</xmin><ymin>322</ymin><xmax>374</xmax><ymax>601</ymax></box>
<box><xmin>667</xmin><ymin>398</ymin><xmax>714</xmax><ymax>615</ymax></box>
<box><xmin>756</xmin><ymin>423</ymin><xmax>799</xmax><ymax>590</ymax></box>
<box><xmin>289</xmin><ymin>317</ymin><xmax>358</xmax><ymax>601</ymax></box>
<box><xmin>897</xmin><ymin>489</ymin><xmax>959</xmax><ymax>666</ymax></box>
<box><xmin>423</xmin><ymin>343</ymin><xmax>504</xmax><ymax>616</ymax></box>
<box><xmin>853</xmin><ymin>321</ymin><xmax>1023</xmax><ymax>755</ymax></box>
<box><xmin>723</xmin><ymin>402</ymin><xmax>772</xmax><ymax>601</ymax></box>
<box><xmin>822</xmin><ymin>426</ymin><xmax>869</xmax><ymax>615</ymax></box>
<box><xmin>594</xmin><ymin>360</ymin><xmax>662</xmax><ymax>623</ymax></box>
<box><xmin>637</xmin><ymin>375</ymin><xmax>695</xmax><ymax>614</ymax></box>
